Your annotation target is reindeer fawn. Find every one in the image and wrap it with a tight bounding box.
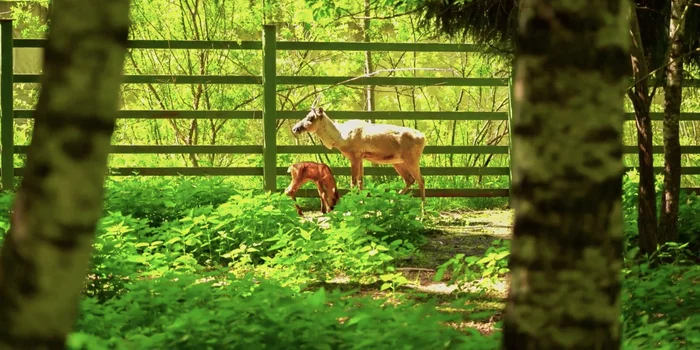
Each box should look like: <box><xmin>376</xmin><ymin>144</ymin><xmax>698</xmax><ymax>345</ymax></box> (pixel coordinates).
<box><xmin>291</xmin><ymin>107</ymin><xmax>426</xmax><ymax>214</ymax></box>
<box><xmin>284</xmin><ymin>161</ymin><xmax>340</xmax><ymax>216</ymax></box>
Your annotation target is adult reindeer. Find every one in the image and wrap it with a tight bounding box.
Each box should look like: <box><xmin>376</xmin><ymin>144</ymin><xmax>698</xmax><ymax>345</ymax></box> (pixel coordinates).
<box><xmin>291</xmin><ymin>107</ymin><xmax>426</xmax><ymax>211</ymax></box>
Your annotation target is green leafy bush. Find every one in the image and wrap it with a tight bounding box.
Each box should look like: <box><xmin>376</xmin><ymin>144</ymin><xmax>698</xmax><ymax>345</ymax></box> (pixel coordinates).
<box><xmin>161</xmin><ymin>190</ymin><xmax>311</xmax><ymax>265</ymax></box>
<box><xmin>261</xmin><ymin>222</ymin><xmax>416</xmax><ymax>286</ymax></box>
<box><xmin>327</xmin><ymin>182</ymin><xmax>431</xmax><ymax>244</ymax></box>
<box><xmin>103</xmin><ymin>177</ymin><xmax>237</xmax><ymax>226</ymax></box>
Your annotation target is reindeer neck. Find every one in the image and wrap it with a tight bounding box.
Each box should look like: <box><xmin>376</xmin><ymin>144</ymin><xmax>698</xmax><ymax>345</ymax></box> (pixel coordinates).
<box><xmin>314</xmin><ymin>116</ymin><xmax>345</xmax><ymax>149</ymax></box>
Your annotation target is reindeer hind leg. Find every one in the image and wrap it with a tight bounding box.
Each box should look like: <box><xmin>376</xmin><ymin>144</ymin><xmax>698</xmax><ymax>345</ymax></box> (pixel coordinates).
<box><xmin>404</xmin><ymin>163</ymin><xmax>425</xmax><ymax>216</ymax></box>
<box><xmin>393</xmin><ymin>163</ymin><xmax>415</xmax><ymax>195</ymax></box>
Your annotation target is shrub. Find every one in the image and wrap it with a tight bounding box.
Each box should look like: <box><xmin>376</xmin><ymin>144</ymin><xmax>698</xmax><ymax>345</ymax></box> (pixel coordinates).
<box><xmin>327</xmin><ymin>182</ymin><xmax>432</xmax><ymax>244</ymax></box>
<box><xmin>103</xmin><ymin>177</ymin><xmax>237</xmax><ymax>226</ymax></box>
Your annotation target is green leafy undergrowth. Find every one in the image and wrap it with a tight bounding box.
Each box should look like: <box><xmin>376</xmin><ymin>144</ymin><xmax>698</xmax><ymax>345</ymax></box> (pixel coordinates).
<box><xmin>259</xmin><ymin>222</ymin><xmax>417</xmax><ymax>286</ymax></box>
<box><xmin>85</xmin><ymin>185</ymin><xmax>430</xmax><ymax>298</ymax></box>
<box><xmin>70</xmin><ymin>272</ymin><xmax>497</xmax><ymax>350</ymax></box>
<box><xmin>103</xmin><ymin>177</ymin><xmax>238</xmax><ymax>226</ymax></box>
<box><xmin>622</xmin><ymin>170</ymin><xmax>700</xmax><ymax>251</ymax></box>
<box><xmin>328</xmin><ymin>182</ymin><xmax>434</xmax><ymax>244</ymax></box>
<box><xmin>621</xmin><ymin>250</ymin><xmax>700</xmax><ymax>349</ymax></box>
<box><xmin>434</xmin><ymin>239</ymin><xmax>510</xmax><ymax>292</ymax></box>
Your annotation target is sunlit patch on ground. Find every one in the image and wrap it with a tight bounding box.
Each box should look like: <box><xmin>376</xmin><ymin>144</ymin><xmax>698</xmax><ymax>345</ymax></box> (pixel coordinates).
<box><xmin>295</xmin><ymin>208</ymin><xmax>514</xmax><ymax>335</ymax></box>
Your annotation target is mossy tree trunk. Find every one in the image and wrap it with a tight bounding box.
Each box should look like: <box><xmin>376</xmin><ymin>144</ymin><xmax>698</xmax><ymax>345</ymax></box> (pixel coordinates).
<box><xmin>502</xmin><ymin>0</ymin><xmax>627</xmax><ymax>348</ymax></box>
<box><xmin>0</xmin><ymin>0</ymin><xmax>131</xmax><ymax>348</ymax></box>
<box><xmin>659</xmin><ymin>0</ymin><xmax>689</xmax><ymax>244</ymax></box>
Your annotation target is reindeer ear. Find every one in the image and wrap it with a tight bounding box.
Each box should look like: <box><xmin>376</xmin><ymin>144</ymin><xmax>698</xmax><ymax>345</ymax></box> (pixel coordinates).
<box><xmin>318</xmin><ymin>107</ymin><xmax>324</xmax><ymax>115</ymax></box>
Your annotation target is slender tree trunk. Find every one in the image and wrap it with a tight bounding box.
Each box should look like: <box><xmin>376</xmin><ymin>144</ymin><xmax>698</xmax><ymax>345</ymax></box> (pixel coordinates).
<box><xmin>659</xmin><ymin>0</ymin><xmax>688</xmax><ymax>244</ymax></box>
<box><xmin>627</xmin><ymin>6</ymin><xmax>659</xmax><ymax>255</ymax></box>
<box><xmin>502</xmin><ymin>0</ymin><xmax>627</xmax><ymax>348</ymax></box>
<box><xmin>0</xmin><ymin>0</ymin><xmax>131</xmax><ymax>347</ymax></box>
<box><xmin>363</xmin><ymin>0</ymin><xmax>375</xmax><ymax>117</ymax></box>
<box><xmin>363</xmin><ymin>0</ymin><xmax>383</xmax><ymax>183</ymax></box>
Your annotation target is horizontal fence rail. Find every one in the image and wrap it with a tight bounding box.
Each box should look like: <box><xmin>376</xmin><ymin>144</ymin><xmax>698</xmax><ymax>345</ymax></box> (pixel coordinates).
<box><xmin>2</xmin><ymin>21</ymin><xmax>700</xmax><ymax>198</ymax></box>
<box><xmin>13</xmin><ymin>110</ymin><xmax>700</xmax><ymax>121</ymax></box>
<box><xmin>10</xmin><ymin>145</ymin><xmax>700</xmax><ymax>155</ymax></box>
<box><xmin>13</xmin><ymin>74</ymin><xmax>508</xmax><ymax>87</ymax></box>
<box><xmin>2</xmin><ymin>166</ymin><xmax>699</xmax><ymax>177</ymax></box>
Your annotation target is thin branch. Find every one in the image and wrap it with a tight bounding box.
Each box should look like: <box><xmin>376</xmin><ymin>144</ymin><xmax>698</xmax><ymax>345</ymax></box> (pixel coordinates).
<box><xmin>627</xmin><ymin>47</ymin><xmax>700</xmax><ymax>91</ymax></box>
<box><xmin>306</xmin><ymin>67</ymin><xmax>458</xmax><ymax>108</ymax></box>
<box><xmin>351</xmin><ymin>8</ymin><xmax>424</xmax><ymax>20</ymax></box>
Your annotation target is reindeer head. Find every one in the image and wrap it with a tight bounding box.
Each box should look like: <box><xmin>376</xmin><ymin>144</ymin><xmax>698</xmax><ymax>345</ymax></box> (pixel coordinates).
<box><xmin>291</xmin><ymin>107</ymin><xmax>327</xmax><ymax>134</ymax></box>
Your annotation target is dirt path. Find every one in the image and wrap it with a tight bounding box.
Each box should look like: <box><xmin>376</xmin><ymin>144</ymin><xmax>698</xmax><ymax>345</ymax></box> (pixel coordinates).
<box><xmin>405</xmin><ymin>209</ymin><xmax>513</xmax><ymax>268</ymax></box>
<box><xmin>387</xmin><ymin>210</ymin><xmax>512</xmax><ymax>297</ymax></box>
<box><xmin>304</xmin><ymin>209</ymin><xmax>514</xmax><ymax>335</ymax></box>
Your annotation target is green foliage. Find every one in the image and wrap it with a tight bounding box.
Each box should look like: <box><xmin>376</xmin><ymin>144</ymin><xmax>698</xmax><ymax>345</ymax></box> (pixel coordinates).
<box><xmin>102</xmin><ymin>177</ymin><xmax>237</xmax><ymax>226</ymax></box>
<box><xmin>4</xmin><ymin>0</ymin><xmax>700</xmax><ymax>346</ymax></box>
<box><xmin>434</xmin><ymin>239</ymin><xmax>510</xmax><ymax>291</ymax></box>
<box><xmin>169</xmin><ymin>190</ymin><xmax>306</xmax><ymax>265</ymax></box>
<box><xmin>621</xmin><ymin>256</ymin><xmax>700</xmax><ymax>349</ymax></box>
<box><xmin>261</xmin><ymin>223</ymin><xmax>414</xmax><ymax>286</ymax></box>
<box><xmin>0</xmin><ymin>175</ymin><xmax>699</xmax><ymax>349</ymax></box>
<box><xmin>622</xmin><ymin>169</ymin><xmax>700</xmax><ymax>252</ymax></box>
<box><xmin>70</xmin><ymin>273</ymin><xmax>493</xmax><ymax>350</ymax></box>
<box><xmin>328</xmin><ymin>182</ymin><xmax>431</xmax><ymax>244</ymax></box>
<box><xmin>255</xmin><ymin>183</ymin><xmax>428</xmax><ymax>285</ymax></box>
<box><xmin>80</xmin><ymin>178</ymin><xmax>429</xmax><ymax>295</ymax></box>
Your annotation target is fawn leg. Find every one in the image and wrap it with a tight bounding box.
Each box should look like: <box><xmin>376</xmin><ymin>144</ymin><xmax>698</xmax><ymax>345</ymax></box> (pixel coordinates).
<box><xmin>315</xmin><ymin>182</ymin><xmax>329</xmax><ymax>213</ymax></box>
<box><xmin>284</xmin><ymin>180</ymin><xmax>305</xmax><ymax>216</ymax></box>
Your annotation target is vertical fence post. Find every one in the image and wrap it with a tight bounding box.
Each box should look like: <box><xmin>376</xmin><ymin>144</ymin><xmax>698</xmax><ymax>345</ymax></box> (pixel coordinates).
<box><xmin>506</xmin><ymin>67</ymin><xmax>515</xmax><ymax>207</ymax></box>
<box><xmin>1</xmin><ymin>20</ymin><xmax>14</xmax><ymax>191</ymax></box>
<box><xmin>262</xmin><ymin>25</ymin><xmax>277</xmax><ymax>192</ymax></box>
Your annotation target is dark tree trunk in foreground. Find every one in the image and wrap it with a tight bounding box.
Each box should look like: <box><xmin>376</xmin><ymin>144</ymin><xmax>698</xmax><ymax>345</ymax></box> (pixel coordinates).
<box><xmin>627</xmin><ymin>6</ymin><xmax>660</xmax><ymax>255</ymax></box>
<box><xmin>0</xmin><ymin>0</ymin><xmax>131</xmax><ymax>348</ymax></box>
<box><xmin>659</xmin><ymin>0</ymin><xmax>688</xmax><ymax>244</ymax></box>
<box><xmin>503</xmin><ymin>0</ymin><xmax>627</xmax><ymax>348</ymax></box>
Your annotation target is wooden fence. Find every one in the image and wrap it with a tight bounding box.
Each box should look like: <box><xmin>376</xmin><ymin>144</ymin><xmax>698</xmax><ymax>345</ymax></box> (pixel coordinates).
<box><xmin>1</xmin><ymin>21</ymin><xmax>700</xmax><ymax>197</ymax></box>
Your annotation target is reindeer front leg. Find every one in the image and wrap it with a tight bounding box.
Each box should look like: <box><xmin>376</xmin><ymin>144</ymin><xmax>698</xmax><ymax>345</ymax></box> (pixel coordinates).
<box><xmin>350</xmin><ymin>157</ymin><xmax>363</xmax><ymax>190</ymax></box>
<box><xmin>357</xmin><ymin>161</ymin><xmax>365</xmax><ymax>190</ymax></box>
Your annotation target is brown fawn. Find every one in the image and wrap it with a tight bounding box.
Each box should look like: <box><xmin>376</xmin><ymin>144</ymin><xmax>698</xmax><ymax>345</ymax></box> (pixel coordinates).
<box><xmin>284</xmin><ymin>161</ymin><xmax>340</xmax><ymax>216</ymax></box>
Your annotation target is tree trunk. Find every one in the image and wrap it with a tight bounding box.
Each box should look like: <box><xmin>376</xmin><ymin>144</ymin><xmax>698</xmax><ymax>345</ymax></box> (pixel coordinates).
<box><xmin>659</xmin><ymin>0</ymin><xmax>688</xmax><ymax>244</ymax></box>
<box><xmin>363</xmin><ymin>0</ymin><xmax>383</xmax><ymax>183</ymax></box>
<box><xmin>0</xmin><ymin>0</ymin><xmax>131</xmax><ymax>347</ymax></box>
<box><xmin>363</xmin><ymin>0</ymin><xmax>375</xmax><ymax>117</ymax></box>
<box><xmin>627</xmin><ymin>5</ymin><xmax>659</xmax><ymax>255</ymax></box>
<box><xmin>502</xmin><ymin>0</ymin><xmax>627</xmax><ymax>348</ymax></box>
